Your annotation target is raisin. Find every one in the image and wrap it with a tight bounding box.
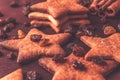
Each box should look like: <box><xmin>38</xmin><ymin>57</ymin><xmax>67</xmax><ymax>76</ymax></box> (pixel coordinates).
<box><xmin>84</xmin><ymin>29</ymin><xmax>94</xmax><ymax>36</ymax></box>
<box><xmin>65</xmin><ymin>48</ymin><xmax>72</xmax><ymax>56</ymax></box>
<box><xmin>64</xmin><ymin>25</ymin><xmax>76</xmax><ymax>34</ymax></box>
<box><xmin>0</xmin><ymin>12</ymin><xmax>4</xmax><ymax>17</ymax></box>
<box><xmin>72</xmin><ymin>60</ymin><xmax>86</xmax><ymax>71</ymax></box>
<box><xmin>65</xmin><ymin>42</ymin><xmax>75</xmax><ymax>55</ymax></box>
<box><xmin>87</xmin><ymin>56</ymin><xmax>107</xmax><ymax>66</ymax></box>
<box><xmin>24</xmin><ymin>21</ymin><xmax>31</xmax><ymax>27</ymax></box>
<box><xmin>72</xmin><ymin>44</ymin><xmax>86</xmax><ymax>57</ymax></box>
<box><xmin>75</xmin><ymin>30</ymin><xmax>85</xmax><ymax>38</ymax></box>
<box><xmin>26</xmin><ymin>70</ymin><xmax>41</xmax><ymax>80</ymax></box>
<box><xmin>0</xmin><ymin>19</ymin><xmax>5</xmax><ymax>26</ymax></box>
<box><xmin>10</xmin><ymin>0</ymin><xmax>20</xmax><ymax>8</ymax></box>
<box><xmin>30</xmin><ymin>34</ymin><xmax>42</xmax><ymax>42</ymax></box>
<box><xmin>0</xmin><ymin>29</ymin><xmax>8</xmax><ymax>39</ymax></box>
<box><xmin>7</xmin><ymin>52</ymin><xmax>16</xmax><ymax>60</ymax></box>
<box><xmin>0</xmin><ymin>51</ymin><xmax>4</xmax><ymax>57</ymax></box>
<box><xmin>78</xmin><ymin>24</ymin><xmax>95</xmax><ymax>36</ymax></box>
<box><xmin>3</xmin><ymin>23</ymin><xmax>15</xmax><ymax>32</ymax></box>
<box><xmin>5</xmin><ymin>17</ymin><xmax>16</xmax><ymax>24</ymax></box>
<box><xmin>64</xmin><ymin>25</ymin><xmax>73</xmax><ymax>33</ymax></box>
<box><xmin>23</xmin><ymin>5</ymin><xmax>31</xmax><ymax>16</ymax></box>
<box><xmin>66</xmin><ymin>42</ymin><xmax>75</xmax><ymax>49</ymax></box>
<box><xmin>117</xmin><ymin>23</ymin><xmax>120</xmax><ymax>31</ymax></box>
<box><xmin>52</xmin><ymin>54</ymin><xmax>66</xmax><ymax>63</ymax></box>
<box><xmin>24</xmin><ymin>1</ymin><xmax>31</xmax><ymax>6</ymax></box>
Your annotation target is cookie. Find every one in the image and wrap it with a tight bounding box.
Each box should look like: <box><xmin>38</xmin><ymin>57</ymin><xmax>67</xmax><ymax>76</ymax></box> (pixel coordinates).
<box><xmin>80</xmin><ymin>33</ymin><xmax>120</xmax><ymax>62</ymax></box>
<box><xmin>39</xmin><ymin>53</ymin><xmax>118</xmax><ymax>80</ymax></box>
<box><xmin>29</xmin><ymin>12</ymin><xmax>89</xmax><ymax>33</ymax></box>
<box><xmin>30</xmin><ymin>0</ymin><xmax>89</xmax><ymax>18</ymax></box>
<box><xmin>0</xmin><ymin>28</ymin><xmax>71</xmax><ymax>63</ymax></box>
<box><xmin>28</xmin><ymin>12</ymin><xmax>89</xmax><ymax>32</ymax></box>
<box><xmin>28</xmin><ymin>12</ymin><xmax>60</xmax><ymax>27</ymax></box>
<box><xmin>0</xmin><ymin>69</ymin><xmax>23</xmax><ymax>80</ymax></box>
<box><xmin>30</xmin><ymin>19</ymin><xmax>90</xmax><ymax>33</ymax></box>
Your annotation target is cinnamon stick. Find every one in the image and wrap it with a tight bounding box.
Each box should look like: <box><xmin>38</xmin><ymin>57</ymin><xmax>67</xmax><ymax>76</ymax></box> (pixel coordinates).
<box><xmin>99</xmin><ymin>0</ymin><xmax>116</xmax><ymax>11</ymax></box>
<box><xmin>106</xmin><ymin>0</ymin><xmax>120</xmax><ymax>17</ymax></box>
<box><xmin>89</xmin><ymin>0</ymin><xmax>100</xmax><ymax>15</ymax></box>
<box><xmin>97</xmin><ymin>0</ymin><xmax>107</xmax><ymax>8</ymax></box>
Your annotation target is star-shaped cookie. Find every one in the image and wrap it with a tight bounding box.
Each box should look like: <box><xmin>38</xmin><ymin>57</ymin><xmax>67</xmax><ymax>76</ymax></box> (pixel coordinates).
<box><xmin>28</xmin><ymin>12</ymin><xmax>88</xmax><ymax>26</ymax></box>
<box><xmin>0</xmin><ymin>69</ymin><xmax>23</xmax><ymax>80</ymax></box>
<box><xmin>30</xmin><ymin>0</ymin><xmax>89</xmax><ymax>18</ymax></box>
<box><xmin>28</xmin><ymin>12</ymin><xmax>89</xmax><ymax>33</ymax></box>
<box><xmin>80</xmin><ymin>33</ymin><xmax>120</xmax><ymax>62</ymax></box>
<box><xmin>39</xmin><ymin>53</ymin><xmax>118</xmax><ymax>80</ymax></box>
<box><xmin>30</xmin><ymin>19</ymin><xmax>90</xmax><ymax>33</ymax></box>
<box><xmin>0</xmin><ymin>28</ymin><xmax>71</xmax><ymax>63</ymax></box>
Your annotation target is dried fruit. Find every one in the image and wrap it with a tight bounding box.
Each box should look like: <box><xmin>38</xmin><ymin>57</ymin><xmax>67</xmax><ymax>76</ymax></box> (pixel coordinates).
<box><xmin>75</xmin><ymin>30</ymin><xmax>85</xmax><ymax>38</ymax></box>
<box><xmin>0</xmin><ymin>12</ymin><xmax>4</xmax><ymax>17</ymax></box>
<box><xmin>64</xmin><ymin>25</ymin><xmax>73</xmax><ymax>33</ymax></box>
<box><xmin>78</xmin><ymin>24</ymin><xmax>95</xmax><ymax>36</ymax></box>
<box><xmin>18</xmin><ymin>29</ymin><xmax>26</xmax><ymax>39</ymax></box>
<box><xmin>10</xmin><ymin>0</ymin><xmax>20</xmax><ymax>8</ymax></box>
<box><xmin>85</xmin><ymin>29</ymin><xmax>93</xmax><ymax>36</ymax></box>
<box><xmin>103</xmin><ymin>25</ymin><xmax>116</xmax><ymax>35</ymax></box>
<box><xmin>30</xmin><ymin>34</ymin><xmax>42</xmax><ymax>42</ymax></box>
<box><xmin>0</xmin><ymin>18</ymin><xmax>5</xmax><ymax>26</ymax></box>
<box><xmin>3</xmin><ymin>23</ymin><xmax>15</xmax><ymax>32</ymax></box>
<box><xmin>87</xmin><ymin>56</ymin><xmax>107</xmax><ymax>66</ymax></box>
<box><xmin>72</xmin><ymin>60</ymin><xmax>86</xmax><ymax>71</ymax></box>
<box><xmin>24</xmin><ymin>1</ymin><xmax>31</xmax><ymax>6</ymax></box>
<box><xmin>5</xmin><ymin>17</ymin><xmax>16</xmax><ymax>24</ymax></box>
<box><xmin>64</xmin><ymin>25</ymin><xmax>77</xmax><ymax>34</ymax></box>
<box><xmin>72</xmin><ymin>44</ymin><xmax>86</xmax><ymax>57</ymax></box>
<box><xmin>52</xmin><ymin>54</ymin><xmax>65</xmax><ymax>63</ymax></box>
<box><xmin>7</xmin><ymin>52</ymin><xmax>16</xmax><ymax>60</ymax></box>
<box><xmin>117</xmin><ymin>23</ymin><xmax>120</xmax><ymax>31</ymax></box>
<box><xmin>24</xmin><ymin>21</ymin><xmax>31</xmax><ymax>27</ymax></box>
<box><xmin>26</xmin><ymin>70</ymin><xmax>41</xmax><ymax>80</ymax></box>
<box><xmin>0</xmin><ymin>29</ymin><xmax>7</xmax><ymax>39</ymax></box>
<box><xmin>66</xmin><ymin>42</ymin><xmax>75</xmax><ymax>55</ymax></box>
<box><xmin>66</xmin><ymin>42</ymin><xmax>75</xmax><ymax>49</ymax></box>
<box><xmin>0</xmin><ymin>51</ymin><xmax>4</xmax><ymax>57</ymax></box>
<box><xmin>23</xmin><ymin>5</ymin><xmax>31</xmax><ymax>16</ymax></box>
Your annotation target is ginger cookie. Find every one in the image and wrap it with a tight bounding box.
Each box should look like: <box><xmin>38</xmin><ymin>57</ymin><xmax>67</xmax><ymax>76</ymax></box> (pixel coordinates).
<box><xmin>0</xmin><ymin>28</ymin><xmax>71</xmax><ymax>63</ymax></box>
